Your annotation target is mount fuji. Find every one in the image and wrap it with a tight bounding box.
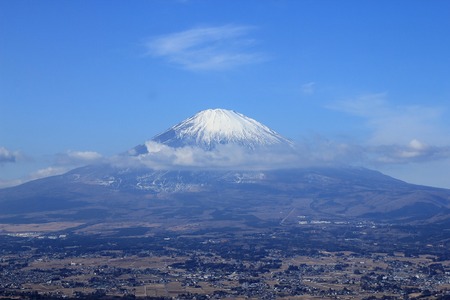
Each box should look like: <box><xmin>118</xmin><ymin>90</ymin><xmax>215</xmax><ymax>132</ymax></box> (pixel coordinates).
<box><xmin>1</xmin><ymin>108</ymin><xmax>450</xmax><ymax>226</ymax></box>
<box><xmin>130</xmin><ymin>108</ymin><xmax>293</xmax><ymax>155</ymax></box>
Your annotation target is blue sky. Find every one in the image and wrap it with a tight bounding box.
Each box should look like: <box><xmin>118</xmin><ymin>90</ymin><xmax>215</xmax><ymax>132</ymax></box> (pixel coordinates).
<box><xmin>1</xmin><ymin>0</ymin><xmax>450</xmax><ymax>188</ymax></box>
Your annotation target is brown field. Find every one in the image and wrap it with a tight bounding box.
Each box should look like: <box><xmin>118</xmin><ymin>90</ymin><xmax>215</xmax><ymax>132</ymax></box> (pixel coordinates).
<box><xmin>0</xmin><ymin>222</ymin><xmax>84</xmax><ymax>233</ymax></box>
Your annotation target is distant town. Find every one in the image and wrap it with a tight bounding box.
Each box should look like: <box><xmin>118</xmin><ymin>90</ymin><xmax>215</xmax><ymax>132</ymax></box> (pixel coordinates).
<box><xmin>1</xmin><ymin>219</ymin><xmax>449</xmax><ymax>299</ymax></box>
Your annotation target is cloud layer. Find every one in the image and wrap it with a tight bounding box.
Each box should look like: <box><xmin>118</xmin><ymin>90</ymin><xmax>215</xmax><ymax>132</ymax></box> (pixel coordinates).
<box><xmin>145</xmin><ymin>24</ymin><xmax>266</xmax><ymax>71</ymax></box>
<box><xmin>329</xmin><ymin>93</ymin><xmax>447</xmax><ymax>146</ymax></box>
<box><xmin>0</xmin><ymin>147</ymin><xmax>20</xmax><ymax>164</ymax></box>
<box><xmin>326</xmin><ymin>93</ymin><xmax>450</xmax><ymax>165</ymax></box>
<box><xmin>56</xmin><ymin>150</ymin><xmax>103</xmax><ymax>165</ymax></box>
<box><xmin>112</xmin><ymin>141</ymin><xmax>303</xmax><ymax>170</ymax></box>
<box><xmin>0</xmin><ymin>149</ymin><xmax>103</xmax><ymax>188</ymax></box>
<box><xmin>113</xmin><ymin>140</ymin><xmax>371</xmax><ymax>171</ymax></box>
<box><xmin>368</xmin><ymin>140</ymin><xmax>450</xmax><ymax>164</ymax></box>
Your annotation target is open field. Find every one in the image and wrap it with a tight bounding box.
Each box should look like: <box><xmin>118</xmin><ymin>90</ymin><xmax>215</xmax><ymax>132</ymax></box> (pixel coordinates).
<box><xmin>0</xmin><ymin>222</ymin><xmax>84</xmax><ymax>233</ymax></box>
<box><xmin>1</xmin><ymin>219</ymin><xmax>449</xmax><ymax>299</ymax></box>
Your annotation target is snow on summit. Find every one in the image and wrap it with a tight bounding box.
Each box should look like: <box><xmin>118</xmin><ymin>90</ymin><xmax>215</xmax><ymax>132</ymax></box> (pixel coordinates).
<box><xmin>150</xmin><ymin>109</ymin><xmax>292</xmax><ymax>150</ymax></box>
<box><xmin>126</xmin><ymin>109</ymin><xmax>298</xmax><ymax>169</ymax></box>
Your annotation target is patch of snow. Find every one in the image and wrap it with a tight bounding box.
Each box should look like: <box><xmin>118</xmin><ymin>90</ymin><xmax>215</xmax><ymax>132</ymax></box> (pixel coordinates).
<box><xmin>151</xmin><ymin>108</ymin><xmax>292</xmax><ymax>150</ymax></box>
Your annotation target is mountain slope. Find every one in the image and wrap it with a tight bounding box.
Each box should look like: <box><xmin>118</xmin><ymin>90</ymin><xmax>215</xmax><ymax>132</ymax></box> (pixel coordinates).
<box><xmin>1</xmin><ymin>165</ymin><xmax>449</xmax><ymax>224</ymax></box>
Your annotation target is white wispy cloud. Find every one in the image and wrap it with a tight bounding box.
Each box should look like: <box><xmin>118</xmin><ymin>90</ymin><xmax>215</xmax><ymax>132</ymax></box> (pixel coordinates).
<box><xmin>145</xmin><ymin>24</ymin><xmax>266</xmax><ymax>71</ymax></box>
<box><xmin>66</xmin><ymin>150</ymin><xmax>102</xmax><ymax>162</ymax></box>
<box><xmin>368</xmin><ymin>140</ymin><xmax>450</xmax><ymax>164</ymax></box>
<box><xmin>327</xmin><ymin>93</ymin><xmax>450</xmax><ymax>165</ymax></box>
<box><xmin>113</xmin><ymin>141</ymin><xmax>291</xmax><ymax>170</ymax></box>
<box><xmin>0</xmin><ymin>166</ymin><xmax>69</xmax><ymax>189</ymax></box>
<box><xmin>0</xmin><ymin>178</ymin><xmax>23</xmax><ymax>189</ymax></box>
<box><xmin>56</xmin><ymin>150</ymin><xmax>103</xmax><ymax>165</ymax></box>
<box><xmin>301</xmin><ymin>82</ymin><xmax>316</xmax><ymax>95</ymax></box>
<box><xmin>293</xmin><ymin>136</ymin><xmax>450</xmax><ymax>167</ymax></box>
<box><xmin>0</xmin><ymin>146</ymin><xmax>20</xmax><ymax>164</ymax></box>
<box><xmin>112</xmin><ymin>140</ymin><xmax>368</xmax><ymax>171</ymax></box>
<box><xmin>29</xmin><ymin>166</ymin><xmax>68</xmax><ymax>180</ymax></box>
<box><xmin>0</xmin><ymin>150</ymin><xmax>104</xmax><ymax>188</ymax></box>
<box><xmin>329</xmin><ymin>93</ymin><xmax>447</xmax><ymax>146</ymax></box>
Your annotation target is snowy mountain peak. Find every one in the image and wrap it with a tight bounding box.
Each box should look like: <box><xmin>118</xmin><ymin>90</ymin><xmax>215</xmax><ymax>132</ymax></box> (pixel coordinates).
<box><xmin>148</xmin><ymin>108</ymin><xmax>292</xmax><ymax>150</ymax></box>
